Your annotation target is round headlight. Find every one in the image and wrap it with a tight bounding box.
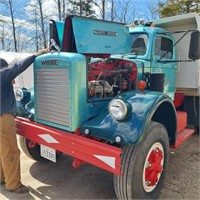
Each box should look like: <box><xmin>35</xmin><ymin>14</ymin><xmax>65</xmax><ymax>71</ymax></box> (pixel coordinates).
<box><xmin>15</xmin><ymin>88</ymin><xmax>24</xmax><ymax>101</ymax></box>
<box><xmin>109</xmin><ymin>99</ymin><xmax>128</xmax><ymax>120</ymax></box>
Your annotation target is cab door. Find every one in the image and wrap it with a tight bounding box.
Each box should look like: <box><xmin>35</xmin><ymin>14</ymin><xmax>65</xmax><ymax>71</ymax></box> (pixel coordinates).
<box><xmin>151</xmin><ymin>34</ymin><xmax>177</xmax><ymax>100</ymax></box>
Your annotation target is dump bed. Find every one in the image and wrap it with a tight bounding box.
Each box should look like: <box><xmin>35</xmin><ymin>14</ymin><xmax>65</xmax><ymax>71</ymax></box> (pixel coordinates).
<box><xmin>154</xmin><ymin>13</ymin><xmax>200</xmax><ymax>96</ymax></box>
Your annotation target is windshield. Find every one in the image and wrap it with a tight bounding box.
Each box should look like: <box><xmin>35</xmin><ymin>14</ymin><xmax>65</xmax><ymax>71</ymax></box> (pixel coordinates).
<box><xmin>130</xmin><ymin>33</ymin><xmax>148</xmax><ymax>55</ymax></box>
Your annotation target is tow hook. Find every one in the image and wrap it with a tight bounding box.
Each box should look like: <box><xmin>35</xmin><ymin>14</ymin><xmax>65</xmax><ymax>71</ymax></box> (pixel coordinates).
<box><xmin>72</xmin><ymin>158</ymin><xmax>85</xmax><ymax>169</ymax></box>
<box><xmin>28</xmin><ymin>141</ymin><xmax>37</xmax><ymax>149</ymax></box>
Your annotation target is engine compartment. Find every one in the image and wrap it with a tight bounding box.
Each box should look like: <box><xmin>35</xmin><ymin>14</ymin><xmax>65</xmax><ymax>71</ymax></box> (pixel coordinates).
<box><xmin>88</xmin><ymin>58</ymin><xmax>137</xmax><ymax>99</ymax></box>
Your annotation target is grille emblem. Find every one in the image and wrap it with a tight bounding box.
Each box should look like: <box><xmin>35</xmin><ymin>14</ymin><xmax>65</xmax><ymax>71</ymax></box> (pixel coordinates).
<box><xmin>41</xmin><ymin>60</ymin><xmax>58</xmax><ymax>66</ymax></box>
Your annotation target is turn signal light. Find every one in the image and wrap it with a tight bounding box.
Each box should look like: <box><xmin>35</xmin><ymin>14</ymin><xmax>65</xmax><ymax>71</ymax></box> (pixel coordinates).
<box><xmin>138</xmin><ymin>80</ymin><xmax>147</xmax><ymax>90</ymax></box>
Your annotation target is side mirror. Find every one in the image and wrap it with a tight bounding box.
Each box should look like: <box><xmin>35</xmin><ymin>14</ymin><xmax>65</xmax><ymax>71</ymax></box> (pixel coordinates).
<box><xmin>189</xmin><ymin>31</ymin><xmax>200</xmax><ymax>60</ymax></box>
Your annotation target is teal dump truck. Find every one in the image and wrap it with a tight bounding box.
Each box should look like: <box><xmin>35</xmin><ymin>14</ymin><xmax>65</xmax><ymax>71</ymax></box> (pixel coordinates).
<box><xmin>15</xmin><ymin>13</ymin><xmax>200</xmax><ymax>199</ymax></box>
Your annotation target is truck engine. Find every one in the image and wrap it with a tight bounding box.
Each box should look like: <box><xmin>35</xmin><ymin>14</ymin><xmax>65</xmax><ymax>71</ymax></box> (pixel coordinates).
<box><xmin>88</xmin><ymin>58</ymin><xmax>137</xmax><ymax>99</ymax></box>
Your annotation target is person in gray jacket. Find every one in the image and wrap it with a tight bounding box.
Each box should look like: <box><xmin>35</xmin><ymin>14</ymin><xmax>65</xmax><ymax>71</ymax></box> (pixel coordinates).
<box><xmin>0</xmin><ymin>49</ymin><xmax>49</xmax><ymax>194</ymax></box>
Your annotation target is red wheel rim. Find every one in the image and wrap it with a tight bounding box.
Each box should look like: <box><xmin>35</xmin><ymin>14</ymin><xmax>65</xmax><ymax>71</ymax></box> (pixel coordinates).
<box><xmin>143</xmin><ymin>142</ymin><xmax>164</xmax><ymax>192</ymax></box>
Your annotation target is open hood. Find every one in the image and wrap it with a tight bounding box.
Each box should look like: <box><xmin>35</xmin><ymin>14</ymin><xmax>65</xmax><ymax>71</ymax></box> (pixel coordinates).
<box><xmin>50</xmin><ymin>16</ymin><xmax>131</xmax><ymax>57</ymax></box>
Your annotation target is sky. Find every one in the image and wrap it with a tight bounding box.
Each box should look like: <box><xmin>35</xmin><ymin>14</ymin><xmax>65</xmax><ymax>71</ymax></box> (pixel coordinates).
<box><xmin>0</xmin><ymin>0</ymin><xmax>165</xmax><ymax>52</ymax></box>
<box><xmin>0</xmin><ymin>0</ymin><xmax>165</xmax><ymax>21</ymax></box>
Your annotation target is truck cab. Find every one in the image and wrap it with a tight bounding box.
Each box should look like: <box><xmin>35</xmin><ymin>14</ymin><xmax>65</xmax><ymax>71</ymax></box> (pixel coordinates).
<box><xmin>128</xmin><ymin>24</ymin><xmax>176</xmax><ymax>99</ymax></box>
<box><xmin>15</xmin><ymin>14</ymin><xmax>200</xmax><ymax>199</ymax></box>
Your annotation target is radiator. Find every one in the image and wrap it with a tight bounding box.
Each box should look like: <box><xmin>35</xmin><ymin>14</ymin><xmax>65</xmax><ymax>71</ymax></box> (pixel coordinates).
<box><xmin>35</xmin><ymin>68</ymin><xmax>71</xmax><ymax>129</ymax></box>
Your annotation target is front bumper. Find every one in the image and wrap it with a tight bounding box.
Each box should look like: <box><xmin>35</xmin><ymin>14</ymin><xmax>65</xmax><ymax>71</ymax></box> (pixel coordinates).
<box><xmin>15</xmin><ymin>117</ymin><xmax>122</xmax><ymax>175</ymax></box>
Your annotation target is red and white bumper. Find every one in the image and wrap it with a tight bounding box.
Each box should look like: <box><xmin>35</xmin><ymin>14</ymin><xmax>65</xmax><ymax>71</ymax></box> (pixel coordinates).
<box><xmin>15</xmin><ymin>117</ymin><xmax>122</xmax><ymax>175</ymax></box>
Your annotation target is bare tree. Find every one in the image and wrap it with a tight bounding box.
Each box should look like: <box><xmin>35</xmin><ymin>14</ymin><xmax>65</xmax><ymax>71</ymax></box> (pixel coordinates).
<box><xmin>1</xmin><ymin>0</ymin><xmax>18</xmax><ymax>51</ymax></box>
<box><xmin>117</xmin><ymin>0</ymin><xmax>130</xmax><ymax>23</ymax></box>
<box><xmin>58</xmin><ymin>0</ymin><xmax>62</xmax><ymax>20</ymax></box>
<box><xmin>27</xmin><ymin>0</ymin><xmax>48</xmax><ymax>49</ymax></box>
<box><xmin>38</xmin><ymin>0</ymin><xmax>47</xmax><ymax>48</ymax></box>
<box><xmin>145</xmin><ymin>0</ymin><xmax>162</xmax><ymax>20</ymax></box>
<box><xmin>110</xmin><ymin>0</ymin><xmax>115</xmax><ymax>21</ymax></box>
<box><xmin>0</xmin><ymin>0</ymin><xmax>39</xmax><ymax>52</ymax></box>
<box><xmin>114</xmin><ymin>0</ymin><xmax>142</xmax><ymax>23</ymax></box>
<box><xmin>34</xmin><ymin>8</ymin><xmax>39</xmax><ymax>52</ymax></box>
<box><xmin>95</xmin><ymin>0</ymin><xmax>104</xmax><ymax>20</ymax></box>
<box><xmin>62</xmin><ymin>0</ymin><xmax>66</xmax><ymax>20</ymax></box>
<box><xmin>96</xmin><ymin>0</ymin><xmax>116</xmax><ymax>21</ymax></box>
<box><xmin>0</xmin><ymin>19</ymin><xmax>5</xmax><ymax>50</ymax></box>
<box><xmin>79</xmin><ymin>0</ymin><xmax>83</xmax><ymax>16</ymax></box>
<box><xmin>102</xmin><ymin>0</ymin><xmax>105</xmax><ymax>20</ymax></box>
<box><xmin>54</xmin><ymin>0</ymin><xmax>68</xmax><ymax>21</ymax></box>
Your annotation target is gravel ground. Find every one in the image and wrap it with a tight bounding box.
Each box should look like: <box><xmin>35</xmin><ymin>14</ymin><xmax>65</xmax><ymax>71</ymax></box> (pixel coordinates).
<box><xmin>0</xmin><ymin>134</ymin><xmax>199</xmax><ymax>200</ymax></box>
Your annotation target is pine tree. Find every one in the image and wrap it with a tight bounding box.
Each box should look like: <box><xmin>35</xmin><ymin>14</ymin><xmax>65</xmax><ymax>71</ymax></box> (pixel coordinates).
<box><xmin>68</xmin><ymin>0</ymin><xmax>97</xmax><ymax>18</ymax></box>
<box><xmin>159</xmin><ymin>0</ymin><xmax>200</xmax><ymax>18</ymax></box>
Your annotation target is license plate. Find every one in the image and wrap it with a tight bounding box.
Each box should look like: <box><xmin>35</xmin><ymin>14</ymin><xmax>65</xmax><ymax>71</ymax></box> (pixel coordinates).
<box><xmin>40</xmin><ymin>144</ymin><xmax>56</xmax><ymax>163</ymax></box>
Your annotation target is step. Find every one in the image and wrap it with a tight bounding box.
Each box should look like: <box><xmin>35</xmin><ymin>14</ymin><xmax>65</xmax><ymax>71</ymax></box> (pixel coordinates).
<box><xmin>170</xmin><ymin>128</ymin><xmax>195</xmax><ymax>149</ymax></box>
<box><xmin>174</xmin><ymin>92</ymin><xmax>184</xmax><ymax>108</ymax></box>
<box><xmin>176</xmin><ymin>111</ymin><xmax>187</xmax><ymax>133</ymax></box>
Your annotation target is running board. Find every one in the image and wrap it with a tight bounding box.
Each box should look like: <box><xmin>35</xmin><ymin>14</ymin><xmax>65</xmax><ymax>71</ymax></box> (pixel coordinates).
<box><xmin>170</xmin><ymin>128</ymin><xmax>195</xmax><ymax>149</ymax></box>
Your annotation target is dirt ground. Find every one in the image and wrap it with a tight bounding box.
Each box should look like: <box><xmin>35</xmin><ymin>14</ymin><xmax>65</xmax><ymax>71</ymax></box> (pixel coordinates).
<box><xmin>0</xmin><ymin>134</ymin><xmax>199</xmax><ymax>200</ymax></box>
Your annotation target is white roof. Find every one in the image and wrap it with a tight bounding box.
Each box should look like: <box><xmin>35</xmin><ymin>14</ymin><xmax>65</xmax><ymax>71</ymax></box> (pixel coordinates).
<box><xmin>154</xmin><ymin>13</ymin><xmax>200</xmax><ymax>31</ymax></box>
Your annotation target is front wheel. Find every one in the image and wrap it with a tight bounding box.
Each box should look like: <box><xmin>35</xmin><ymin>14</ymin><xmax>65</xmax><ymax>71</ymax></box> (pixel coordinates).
<box><xmin>114</xmin><ymin>121</ymin><xmax>169</xmax><ymax>199</ymax></box>
<box><xmin>19</xmin><ymin>136</ymin><xmax>62</xmax><ymax>162</ymax></box>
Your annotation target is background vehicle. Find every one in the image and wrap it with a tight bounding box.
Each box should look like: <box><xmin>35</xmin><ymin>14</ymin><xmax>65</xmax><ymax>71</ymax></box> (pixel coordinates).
<box><xmin>0</xmin><ymin>52</ymin><xmax>33</xmax><ymax>89</ymax></box>
<box><xmin>154</xmin><ymin>13</ymin><xmax>200</xmax><ymax>132</ymax></box>
<box><xmin>15</xmin><ymin>13</ymin><xmax>200</xmax><ymax>199</ymax></box>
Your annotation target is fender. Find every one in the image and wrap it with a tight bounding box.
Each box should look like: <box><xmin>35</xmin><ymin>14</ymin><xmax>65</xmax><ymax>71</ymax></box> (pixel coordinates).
<box><xmin>80</xmin><ymin>90</ymin><xmax>177</xmax><ymax>145</ymax></box>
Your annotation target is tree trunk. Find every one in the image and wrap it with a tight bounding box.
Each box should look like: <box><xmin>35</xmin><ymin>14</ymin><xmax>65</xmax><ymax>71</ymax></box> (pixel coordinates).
<box><xmin>111</xmin><ymin>0</ymin><xmax>114</xmax><ymax>21</ymax></box>
<box><xmin>58</xmin><ymin>0</ymin><xmax>61</xmax><ymax>20</ymax></box>
<box><xmin>34</xmin><ymin>9</ymin><xmax>39</xmax><ymax>52</ymax></box>
<box><xmin>0</xmin><ymin>21</ymin><xmax>5</xmax><ymax>50</ymax></box>
<box><xmin>38</xmin><ymin>0</ymin><xmax>47</xmax><ymax>48</ymax></box>
<box><xmin>8</xmin><ymin>0</ymin><xmax>17</xmax><ymax>52</ymax></box>
<box><xmin>62</xmin><ymin>0</ymin><xmax>66</xmax><ymax>20</ymax></box>
<box><xmin>102</xmin><ymin>0</ymin><xmax>105</xmax><ymax>20</ymax></box>
<box><xmin>80</xmin><ymin>0</ymin><xmax>82</xmax><ymax>16</ymax></box>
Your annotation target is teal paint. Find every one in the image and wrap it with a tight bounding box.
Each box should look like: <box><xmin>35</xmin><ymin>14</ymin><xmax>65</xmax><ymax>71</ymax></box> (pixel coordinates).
<box><xmin>80</xmin><ymin>90</ymin><xmax>175</xmax><ymax>145</ymax></box>
<box><xmin>16</xmin><ymin>19</ymin><xmax>178</xmax><ymax>145</ymax></box>
<box><xmin>55</xmin><ymin>21</ymin><xmax>64</xmax><ymax>49</ymax></box>
<box><xmin>129</xmin><ymin>26</ymin><xmax>177</xmax><ymax>99</ymax></box>
<box><xmin>34</xmin><ymin>52</ymin><xmax>88</xmax><ymax>132</ymax></box>
<box><xmin>71</xmin><ymin>16</ymin><xmax>131</xmax><ymax>54</ymax></box>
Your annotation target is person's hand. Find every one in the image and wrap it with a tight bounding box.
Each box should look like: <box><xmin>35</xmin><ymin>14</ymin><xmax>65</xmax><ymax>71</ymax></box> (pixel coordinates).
<box><xmin>35</xmin><ymin>48</ymin><xmax>49</xmax><ymax>57</ymax></box>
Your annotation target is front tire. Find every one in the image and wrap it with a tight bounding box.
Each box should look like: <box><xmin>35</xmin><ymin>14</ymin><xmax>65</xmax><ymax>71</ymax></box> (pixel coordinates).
<box><xmin>114</xmin><ymin>121</ymin><xmax>169</xmax><ymax>199</ymax></box>
<box><xmin>19</xmin><ymin>136</ymin><xmax>62</xmax><ymax>162</ymax></box>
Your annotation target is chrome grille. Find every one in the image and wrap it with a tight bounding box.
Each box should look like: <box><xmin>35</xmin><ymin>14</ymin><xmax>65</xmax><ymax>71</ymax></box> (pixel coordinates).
<box><xmin>35</xmin><ymin>68</ymin><xmax>71</xmax><ymax>128</ymax></box>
